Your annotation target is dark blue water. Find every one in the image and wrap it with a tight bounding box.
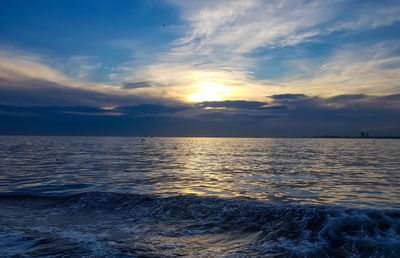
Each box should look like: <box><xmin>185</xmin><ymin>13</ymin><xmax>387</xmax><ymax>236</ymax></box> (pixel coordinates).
<box><xmin>0</xmin><ymin>136</ymin><xmax>399</xmax><ymax>256</ymax></box>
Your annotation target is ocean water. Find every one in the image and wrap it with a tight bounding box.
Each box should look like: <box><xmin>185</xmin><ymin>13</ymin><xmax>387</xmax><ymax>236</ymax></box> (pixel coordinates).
<box><xmin>0</xmin><ymin>136</ymin><xmax>399</xmax><ymax>257</ymax></box>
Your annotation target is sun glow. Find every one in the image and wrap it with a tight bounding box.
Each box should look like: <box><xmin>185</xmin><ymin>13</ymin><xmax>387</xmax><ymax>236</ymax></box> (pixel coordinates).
<box><xmin>187</xmin><ymin>82</ymin><xmax>232</xmax><ymax>102</ymax></box>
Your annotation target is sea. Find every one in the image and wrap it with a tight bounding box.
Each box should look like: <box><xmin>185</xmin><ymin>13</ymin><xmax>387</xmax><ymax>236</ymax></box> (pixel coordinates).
<box><xmin>0</xmin><ymin>136</ymin><xmax>399</xmax><ymax>257</ymax></box>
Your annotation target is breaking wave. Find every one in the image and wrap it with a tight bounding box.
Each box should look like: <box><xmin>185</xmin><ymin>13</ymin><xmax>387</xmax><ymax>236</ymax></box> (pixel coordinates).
<box><xmin>1</xmin><ymin>192</ymin><xmax>399</xmax><ymax>257</ymax></box>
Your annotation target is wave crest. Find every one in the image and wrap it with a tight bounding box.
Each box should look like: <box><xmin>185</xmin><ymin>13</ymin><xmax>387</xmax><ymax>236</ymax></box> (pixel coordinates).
<box><xmin>1</xmin><ymin>192</ymin><xmax>399</xmax><ymax>256</ymax></box>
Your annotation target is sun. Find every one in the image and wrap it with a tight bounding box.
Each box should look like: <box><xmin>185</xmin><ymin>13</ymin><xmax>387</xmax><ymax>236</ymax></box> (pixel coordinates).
<box><xmin>187</xmin><ymin>82</ymin><xmax>232</xmax><ymax>102</ymax></box>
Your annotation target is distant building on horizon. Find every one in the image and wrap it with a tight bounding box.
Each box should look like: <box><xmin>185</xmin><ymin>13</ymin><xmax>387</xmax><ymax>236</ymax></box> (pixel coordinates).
<box><xmin>360</xmin><ymin>131</ymin><xmax>369</xmax><ymax>137</ymax></box>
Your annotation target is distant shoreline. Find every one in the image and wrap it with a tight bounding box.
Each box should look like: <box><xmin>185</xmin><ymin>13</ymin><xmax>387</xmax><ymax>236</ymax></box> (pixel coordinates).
<box><xmin>311</xmin><ymin>136</ymin><xmax>400</xmax><ymax>139</ymax></box>
<box><xmin>0</xmin><ymin>134</ymin><xmax>399</xmax><ymax>139</ymax></box>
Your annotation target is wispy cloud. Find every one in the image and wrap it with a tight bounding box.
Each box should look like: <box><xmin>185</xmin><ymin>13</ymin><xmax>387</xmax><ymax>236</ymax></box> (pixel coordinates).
<box><xmin>0</xmin><ymin>47</ymin><xmax>68</xmax><ymax>84</ymax></box>
<box><xmin>0</xmin><ymin>48</ymin><xmax>178</xmax><ymax>106</ymax></box>
<box><xmin>172</xmin><ymin>0</ymin><xmax>334</xmax><ymax>54</ymax></box>
<box><xmin>329</xmin><ymin>1</ymin><xmax>400</xmax><ymax>31</ymax></box>
<box><xmin>1</xmin><ymin>1</ymin><xmax>400</xmax><ymax>106</ymax></box>
<box><xmin>64</xmin><ymin>56</ymin><xmax>102</xmax><ymax>80</ymax></box>
<box><xmin>107</xmin><ymin>0</ymin><xmax>400</xmax><ymax>100</ymax></box>
<box><xmin>171</xmin><ymin>0</ymin><xmax>400</xmax><ymax>54</ymax></box>
<box><xmin>272</xmin><ymin>41</ymin><xmax>400</xmax><ymax>96</ymax></box>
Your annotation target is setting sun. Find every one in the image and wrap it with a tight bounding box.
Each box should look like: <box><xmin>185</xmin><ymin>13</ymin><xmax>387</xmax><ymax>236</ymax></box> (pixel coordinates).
<box><xmin>187</xmin><ymin>82</ymin><xmax>232</xmax><ymax>102</ymax></box>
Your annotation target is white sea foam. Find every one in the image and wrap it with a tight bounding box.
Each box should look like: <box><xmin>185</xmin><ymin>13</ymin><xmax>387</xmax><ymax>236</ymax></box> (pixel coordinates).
<box><xmin>0</xmin><ymin>192</ymin><xmax>399</xmax><ymax>256</ymax></box>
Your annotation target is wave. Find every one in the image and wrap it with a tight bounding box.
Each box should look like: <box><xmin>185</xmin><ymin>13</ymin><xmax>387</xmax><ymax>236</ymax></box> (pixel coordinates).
<box><xmin>1</xmin><ymin>192</ymin><xmax>399</xmax><ymax>257</ymax></box>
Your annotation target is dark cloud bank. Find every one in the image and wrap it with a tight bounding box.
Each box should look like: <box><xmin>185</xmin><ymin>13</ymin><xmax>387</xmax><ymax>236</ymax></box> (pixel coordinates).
<box><xmin>122</xmin><ymin>81</ymin><xmax>161</xmax><ymax>89</ymax></box>
<box><xmin>1</xmin><ymin>94</ymin><xmax>399</xmax><ymax>137</ymax></box>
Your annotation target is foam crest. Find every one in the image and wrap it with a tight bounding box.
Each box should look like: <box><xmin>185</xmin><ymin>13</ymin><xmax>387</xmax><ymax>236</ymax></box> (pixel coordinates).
<box><xmin>1</xmin><ymin>192</ymin><xmax>399</xmax><ymax>256</ymax></box>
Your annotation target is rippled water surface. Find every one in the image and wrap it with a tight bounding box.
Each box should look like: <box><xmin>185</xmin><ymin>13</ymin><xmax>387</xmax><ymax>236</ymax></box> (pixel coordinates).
<box><xmin>0</xmin><ymin>136</ymin><xmax>399</xmax><ymax>208</ymax></box>
<box><xmin>0</xmin><ymin>136</ymin><xmax>399</xmax><ymax>257</ymax></box>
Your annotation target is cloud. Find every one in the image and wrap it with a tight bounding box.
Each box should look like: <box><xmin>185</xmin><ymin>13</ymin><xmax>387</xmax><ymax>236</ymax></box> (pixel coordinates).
<box><xmin>0</xmin><ymin>48</ymin><xmax>68</xmax><ymax>84</ymax></box>
<box><xmin>64</xmin><ymin>56</ymin><xmax>102</xmax><ymax>80</ymax></box>
<box><xmin>1</xmin><ymin>1</ymin><xmax>400</xmax><ymax>107</ymax></box>
<box><xmin>270</xmin><ymin>94</ymin><xmax>307</xmax><ymax>100</ymax></box>
<box><xmin>122</xmin><ymin>81</ymin><xmax>161</xmax><ymax>89</ymax></box>
<box><xmin>264</xmin><ymin>41</ymin><xmax>400</xmax><ymax>96</ymax></box>
<box><xmin>199</xmin><ymin>100</ymin><xmax>267</xmax><ymax>110</ymax></box>
<box><xmin>105</xmin><ymin>0</ymin><xmax>400</xmax><ymax>101</ymax></box>
<box><xmin>0</xmin><ymin>79</ymin><xmax>147</xmax><ymax>107</ymax></box>
<box><xmin>195</xmin><ymin>94</ymin><xmax>400</xmax><ymax>125</ymax></box>
<box><xmin>329</xmin><ymin>1</ymin><xmax>400</xmax><ymax>31</ymax></box>
<box><xmin>322</xmin><ymin>93</ymin><xmax>400</xmax><ymax>109</ymax></box>
<box><xmin>0</xmin><ymin>105</ymin><xmax>121</xmax><ymax>116</ymax></box>
<box><xmin>171</xmin><ymin>0</ymin><xmax>400</xmax><ymax>54</ymax></box>
<box><xmin>1</xmin><ymin>93</ymin><xmax>400</xmax><ymax>136</ymax></box>
<box><xmin>0</xmin><ymin>48</ymin><xmax>184</xmax><ymax>106</ymax></box>
<box><xmin>172</xmin><ymin>0</ymin><xmax>331</xmax><ymax>54</ymax></box>
<box><xmin>118</xmin><ymin>104</ymin><xmax>190</xmax><ymax>115</ymax></box>
<box><xmin>267</xmin><ymin>93</ymin><xmax>400</xmax><ymax>114</ymax></box>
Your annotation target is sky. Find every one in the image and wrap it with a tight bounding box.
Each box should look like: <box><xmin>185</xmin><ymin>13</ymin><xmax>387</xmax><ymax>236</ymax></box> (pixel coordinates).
<box><xmin>0</xmin><ymin>0</ymin><xmax>400</xmax><ymax>137</ymax></box>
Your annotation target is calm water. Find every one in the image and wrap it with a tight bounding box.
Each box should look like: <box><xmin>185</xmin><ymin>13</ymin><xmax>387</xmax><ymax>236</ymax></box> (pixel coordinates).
<box><xmin>0</xmin><ymin>136</ymin><xmax>399</xmax><ymax>256</ymax></box>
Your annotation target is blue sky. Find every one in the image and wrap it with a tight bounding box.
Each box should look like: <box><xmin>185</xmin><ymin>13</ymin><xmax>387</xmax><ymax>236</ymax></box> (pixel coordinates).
<box><xmin>0</xmin><ymin>0</ymin><xmax>400</xmax><ymax>136</ymax></box>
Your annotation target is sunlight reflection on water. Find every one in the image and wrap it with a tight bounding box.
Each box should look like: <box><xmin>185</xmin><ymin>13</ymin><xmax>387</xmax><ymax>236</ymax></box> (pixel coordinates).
<box><xmin>0</xmin><ymin>136</ymin><xmax>399</xmax><ymax>209</ymax></box>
